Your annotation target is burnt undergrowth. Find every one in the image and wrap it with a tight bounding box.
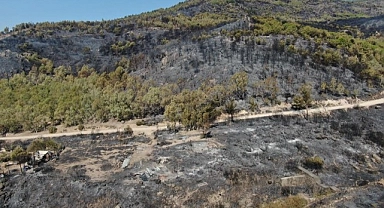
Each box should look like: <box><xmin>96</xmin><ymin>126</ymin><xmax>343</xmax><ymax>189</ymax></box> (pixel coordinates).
<box><xmin>1</xmin><ymin>106</ymin><xmax>384</xmax><ymax>207</ymax></box>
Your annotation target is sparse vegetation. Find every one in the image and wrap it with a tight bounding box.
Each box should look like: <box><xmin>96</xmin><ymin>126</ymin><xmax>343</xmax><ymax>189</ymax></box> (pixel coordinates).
<box><xmin>304</xmin><ymin>156</ymin><xmax>324</xmax><ymax>169</ymax></box>
<box><xmin>260</xmin><ymin>195</ymin><xmax>308</xmax><ymax>208</ymax></box>
<box><xmin>136</xmin><ymin>120</ymin><xmax>146</xmax><ymax>126</ymax></box>
<box><xmin>27</xmin><ymin>138</ymin><xmax>62</xmax><ymax>152</ymax></box>
<box><xmin>78</xmin><ymin>124</ymin><xmax>85</xmax><ymax>131</ymax></box>
<box><xmin>292</xmin><ymin>83</ymin><xmax>313</xmax><ymax>110</ymax></box>
<box><xmin>0</xmin><ymin>152</ymin><xmax>10</xmax><ymax>162</ymax></box>
<box><xmin>48</xmin><ymin>126</ymin><xmax>57</xmax><ymax>134</ymax></box>
<box><xmin>123</xmin><ymin>125</ymin><xmax>134</xmax><ymax>136</ymax></box>
<box><xmin>224</xmin><ymin>99</ymin><xmax>237</xmax><ymax>122</ymax></box>
<box><xmin>86</xmin><ymin>195</ymin><xmax>119</xmax><ymax>208</ymax></box>
<box><xmin>10</xmin><ymin>146</ymin><xmax>29</xmax><ymax>172</ymax></box>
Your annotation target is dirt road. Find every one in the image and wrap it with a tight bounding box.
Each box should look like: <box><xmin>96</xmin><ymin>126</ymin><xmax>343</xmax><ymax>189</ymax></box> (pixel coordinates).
<box><xmin>1</xmin><ymin>97</ymin><xmax>383</xmax><ymax>141</ymax></box>
<box><xmin>0</xmin><ymin>122</ymin><xmax>168</xmax><ymax>141</ymax></box>
<box><xmin>220</xmin><ymin>97</ymin><xmax>384</xmax><ymax>123</ymax></box>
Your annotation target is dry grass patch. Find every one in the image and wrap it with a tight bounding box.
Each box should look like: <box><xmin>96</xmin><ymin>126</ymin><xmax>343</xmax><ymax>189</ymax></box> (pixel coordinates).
<box><xmin>260</xmin><ymin>195</ymin><xmax>308</xmax><ymax>208</ymax></box>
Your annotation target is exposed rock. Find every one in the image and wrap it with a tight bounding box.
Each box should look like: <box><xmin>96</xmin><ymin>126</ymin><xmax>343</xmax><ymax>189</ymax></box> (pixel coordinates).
<box><xmin>280</xmin><ymin>175</ymin><xmax>309</xmax><ymax>187</ymax></box>
<box><xmin>377</xmin><ymin>179</ymin><xmax>384</xmax><ymax>186</ymax></box>
<box><xmin>372</xmin><ymin>154</ymin><xmax>382</xmax><ymax>163</ymax></box>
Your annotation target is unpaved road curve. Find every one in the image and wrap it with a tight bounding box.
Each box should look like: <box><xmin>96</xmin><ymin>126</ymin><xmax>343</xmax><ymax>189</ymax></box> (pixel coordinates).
<box><xmin>1</xmin><ymin>97</ymin><xmax>384</xmax><ymax>141</ymax></box>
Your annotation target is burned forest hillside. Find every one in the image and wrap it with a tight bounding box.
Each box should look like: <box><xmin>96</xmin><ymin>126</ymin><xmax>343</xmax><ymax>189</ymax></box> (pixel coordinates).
<box><xmin>0</xmin><ymin>0</ymin><xmax>383</xmax><ymax>134</ymax></box>
<box><xmin>0</xmin><ymin>0</ymin><xmax>383</xmax><ymax>87</ymax></box>
<box><xmin>1</xmin><ymin>103</ymin><xmax>384</xmax><ymax>207</ymax></box>
<box><xmin>0</xmin><ymin>1</ymin><xmax>384</xmax><ymax>207</ymax></box>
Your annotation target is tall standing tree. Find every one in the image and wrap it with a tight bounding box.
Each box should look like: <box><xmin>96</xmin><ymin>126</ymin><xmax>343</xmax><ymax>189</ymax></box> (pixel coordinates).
<box><xmin>248</xmin><ymin>97</ymin><xmax>259</xmax><ymax>113</ymax></box>
<box><xmin>27</xmin><ymin>138</ymin><xmax>62</xmax><ymax>153</ymax></box>
<box><xmin>224</xmin><ymin>99</ymin><xmax>237</xmax><ymax>122</ymax></box>
<box><xmin>142</xmin><ymin>87</ymin><xmax>162</xmax><ymax>116</ymax></box>
<box><xmin>292</xmin><ymin>83</ymin><xmax>313</xmax><ymax>110</ymax></box>
<box><xmin>10</xmin><ymin>146</ymin><xmax>29</xmax><ymax>172</ymax></box>
<box><xmin>164</xmin><ymin>100</ymin><xmax>181</xmax><ymax>130</ymax></box>
<box><xmin>197</xmin><ymin>103</ymin><xmax>219</xmax><ymax>136</ymax></box>
<box><xmin>230</xmin><ymin>71</ymin><xmax>248</xmax><ymax>100</ymax></box>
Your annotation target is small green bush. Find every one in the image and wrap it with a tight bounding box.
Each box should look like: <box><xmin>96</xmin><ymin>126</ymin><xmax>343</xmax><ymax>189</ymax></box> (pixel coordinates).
<box><xmin>124</xmin><ymin>125</ymin><xmax>133</xmax><ymax>136</ymax></box>
<box><xmin>0</xmin><ymin>124</ymin><xmax>7</xmax><ymax>135</ymax></box>
<box><xmin>261</xmin><ymin>195</ymin><xmax>307</xmax><ymax>208</ymax></box>
<box><xmin>0</xmin><ymin>152</ymin><xmax>10</xmax><ymax>162</ymax></box>
<box><xmin>27</xmin><ymin>138</ymin><xmax>62</xmax><ymax>152</ymax></box>
<box><xmin>78</xmin><ymin>124</ymin><xmax>85</xmax><ymax>131</ymax></box>
<box><xmin>48</xmin><ymin>126</ymin><xmax>57</xmax><ymax>134</ymax></box>
<box><xmin>136</xmin><ymin>120</ymin><xmax>146</xmax><ymax>126</ymax></box>
<box><xmin>304</xmin><ymin>156</ymin><xmax>324</xmax><ymax>169</ymax></box>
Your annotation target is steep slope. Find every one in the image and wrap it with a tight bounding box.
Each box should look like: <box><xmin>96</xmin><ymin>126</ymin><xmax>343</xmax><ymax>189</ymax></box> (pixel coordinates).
<box><xmin>0</xmin><ymin>0</ymin><xmax>383</xmax><ymax>132</ymax></box>
<box><xmin>0</xmin><ymin>0</ymin><xmax>382</xmax><ymax>87</ymax></box>
<box><xmin>0</xmin><ymin>2</ymin><xmax>384</xmax><ymax>207</ymax></box>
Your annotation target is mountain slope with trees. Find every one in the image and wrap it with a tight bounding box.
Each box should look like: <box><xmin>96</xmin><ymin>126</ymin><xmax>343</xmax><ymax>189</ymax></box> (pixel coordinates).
<box><xmin>0</xmin><ymin>0</ymin><xmax>383</xmax><ymax>133</ymax></box>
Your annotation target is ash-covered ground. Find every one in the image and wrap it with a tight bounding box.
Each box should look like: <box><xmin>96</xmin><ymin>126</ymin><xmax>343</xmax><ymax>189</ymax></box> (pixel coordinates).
<box><xmin>1</xmin><ymin>106</ymin><xmax>384</xmax><ymax>208</ymax></box>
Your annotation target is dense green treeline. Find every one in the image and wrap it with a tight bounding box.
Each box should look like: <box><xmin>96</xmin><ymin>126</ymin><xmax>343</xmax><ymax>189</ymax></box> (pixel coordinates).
<box><xmin>0</xmin><ymin>65</ymin><xmax>252</xmax><ymax>134</ymax></box>
<box><xmin>0</xmin><ymin>60</ymin><xmax>317</xmax><ymax>135</ymax></box>
<box><xmin>0</xmin><ymin>66</ymin><xmax>172</xmax><ymax>133</ymax></box>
